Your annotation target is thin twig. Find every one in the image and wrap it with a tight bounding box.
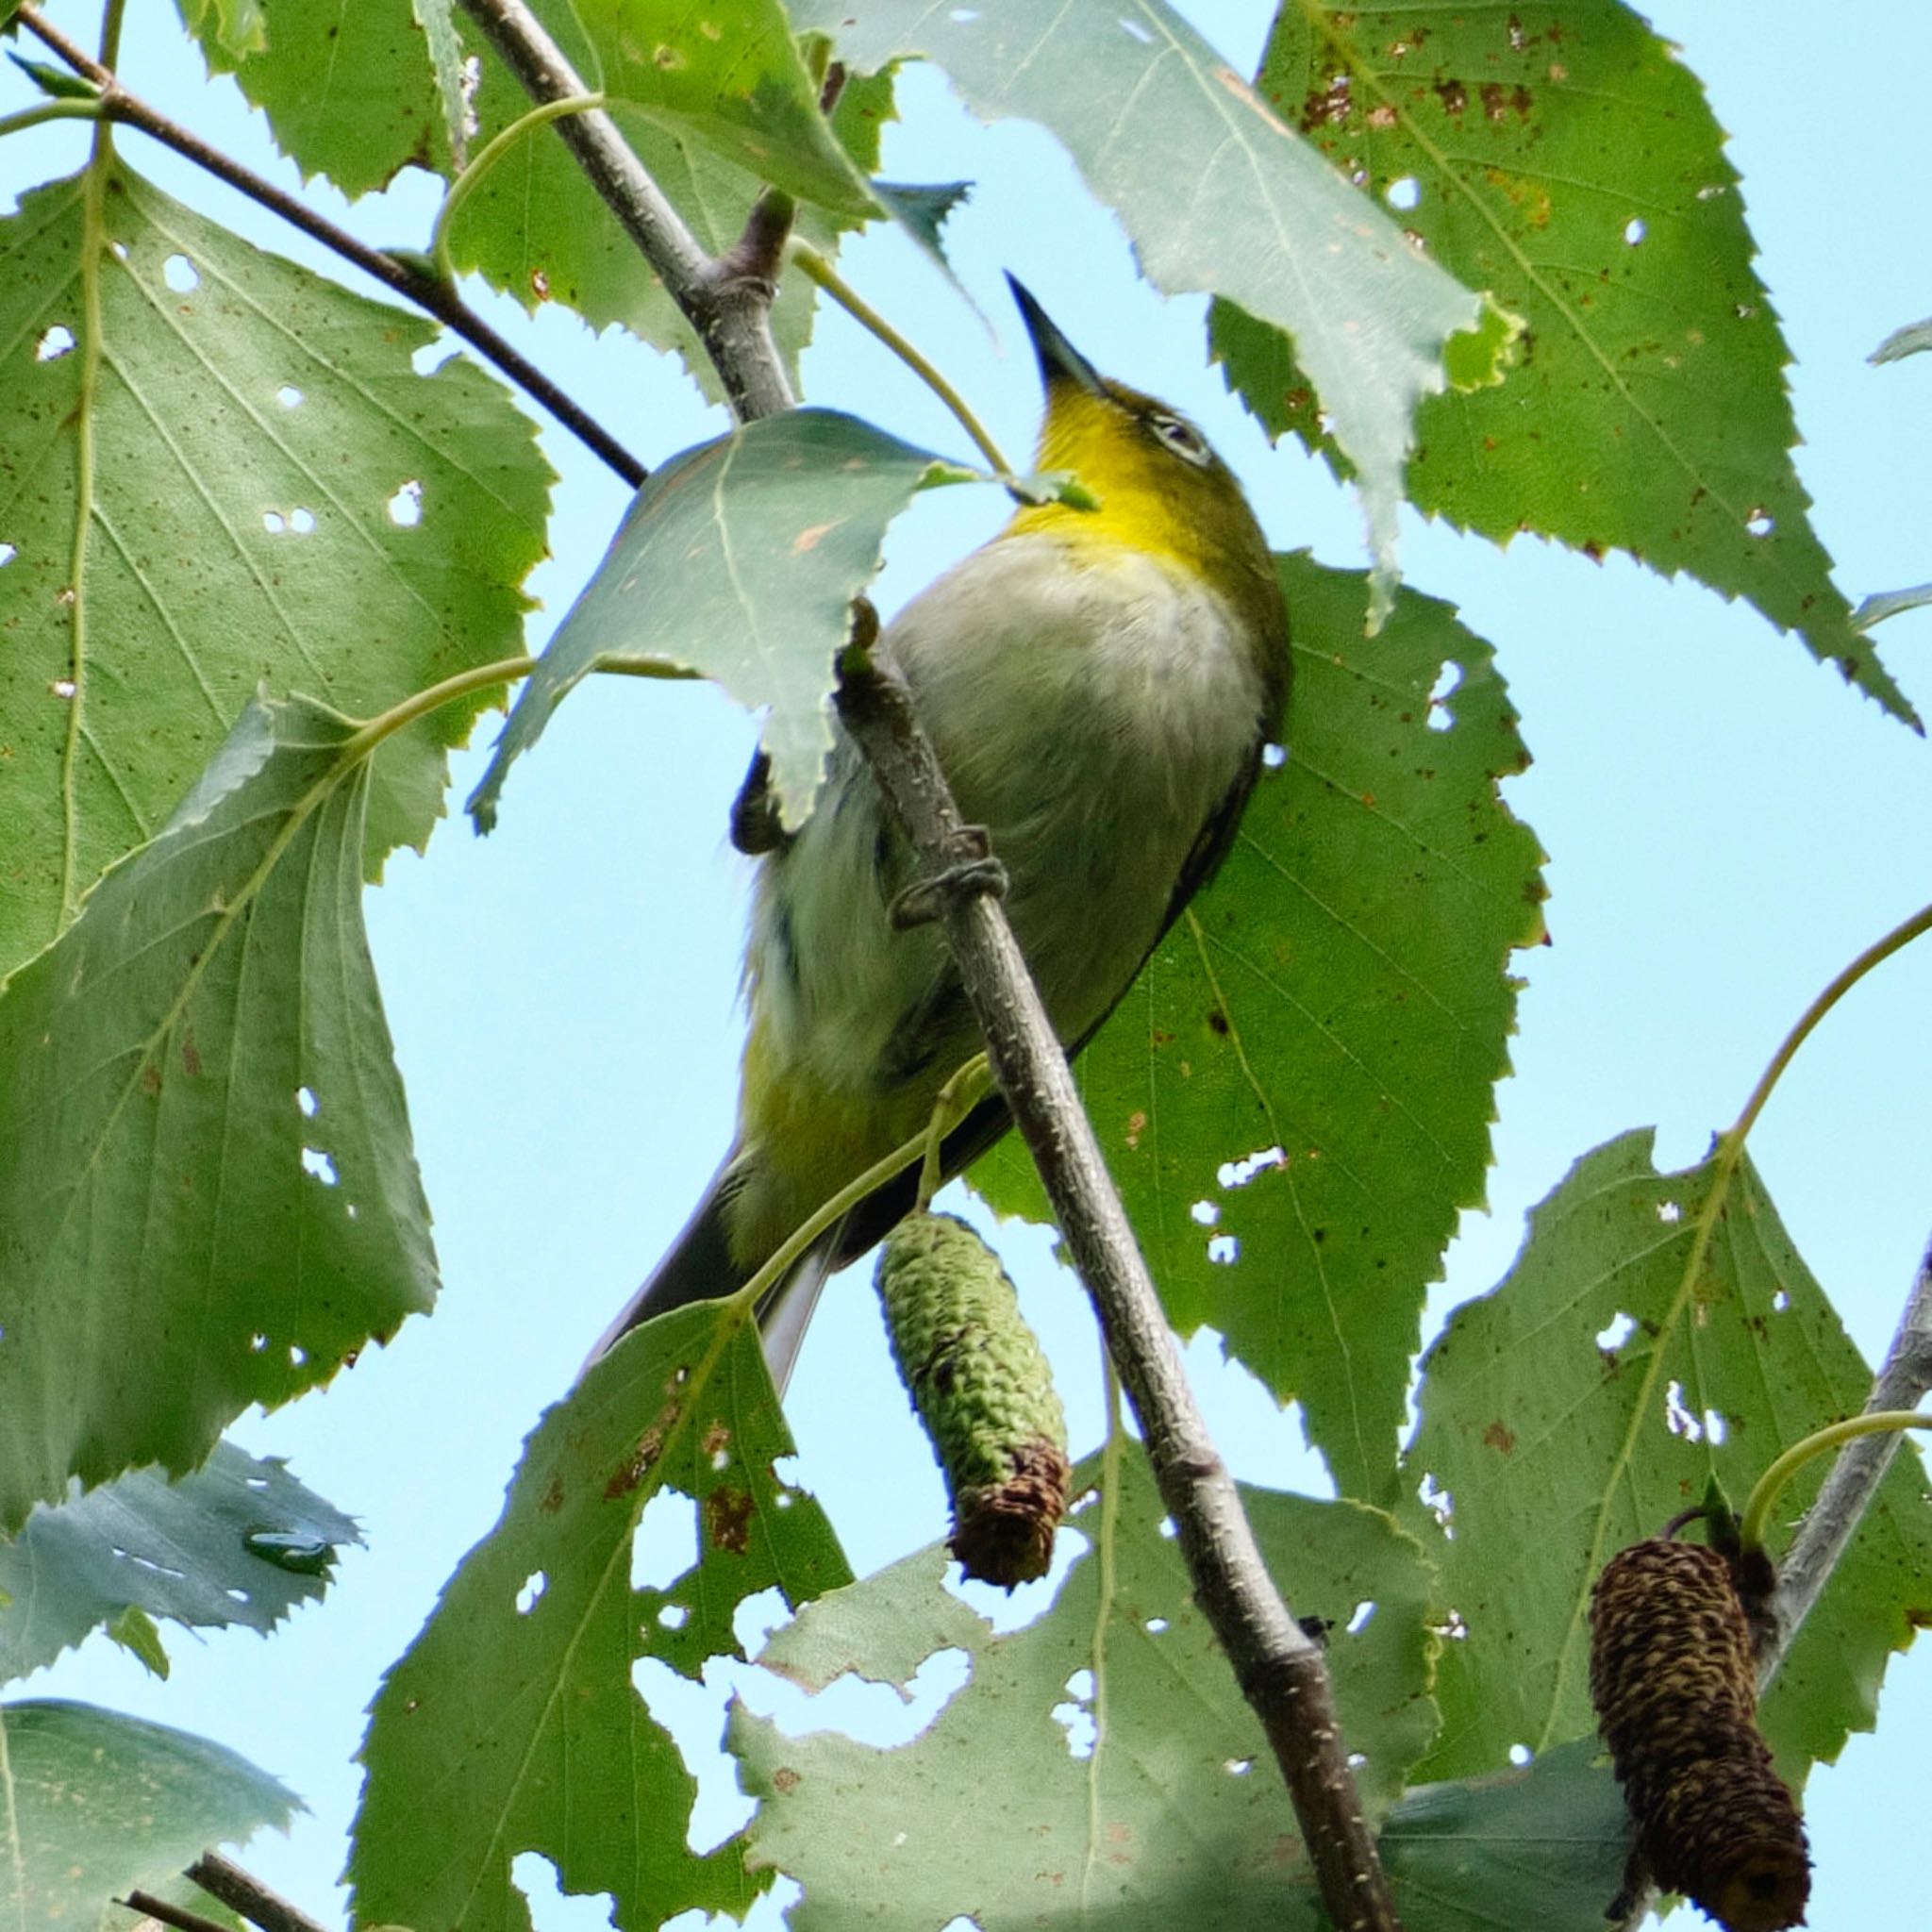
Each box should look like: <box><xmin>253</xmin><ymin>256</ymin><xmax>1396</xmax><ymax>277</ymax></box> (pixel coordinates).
<box><xmin>835</xmin><ymin>657</ymin><xmax>1400</xmax><ymax>1930</ymax></box>
<box><xmin>457</xmin><ymin>0</ymin><xmax>794</xmax><ymax>422</ymax></box>
<box><xmin>182</xmin><ymin>1854</ymin><xmax>328</xmax><ymax>1932</ymax></box>
<box><xmin>118</xmin><ymin>1891</ymin><xmax>230</xmax><ymax>1932</ymax></box>
<box><xmin>14</xmin><ymin>5</ymin><xmax>645</xmax><ymax>488</ymax></box>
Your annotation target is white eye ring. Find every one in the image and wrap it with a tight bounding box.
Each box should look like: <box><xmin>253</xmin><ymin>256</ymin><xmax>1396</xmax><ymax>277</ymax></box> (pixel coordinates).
<box><xmin>1150</xmin><ymin>411</ymin><xmax>1210</xmax><ymax>466</ymax></box>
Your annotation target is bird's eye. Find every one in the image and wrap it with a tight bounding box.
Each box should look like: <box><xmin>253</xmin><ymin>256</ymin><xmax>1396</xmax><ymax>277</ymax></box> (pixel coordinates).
<box><xmin>1149</xmin><ymin>411</ymin><xmax>1210</xmax><ymax>466</ymax></box>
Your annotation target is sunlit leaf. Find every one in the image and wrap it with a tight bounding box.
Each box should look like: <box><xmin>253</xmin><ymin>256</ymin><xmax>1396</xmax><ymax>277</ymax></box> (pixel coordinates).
<box><xmin>1404</xmin><ymin>1131</ymin><xmax>1932</xmax><ymax>1785</ymax></box>
<box><xmin>1212</xmin><ymin>2</ymin><xmax>1913</xmax><ymax>722</ymax></box>
<box><xmin>975</xmin><ymin>558</ymin><xmax>1545</xmax><ymax>1500</ymax></box>
<box><xmin>351</xmin><ymin>1301</ymin><xmax>851</xmax><ymax>1932</ymax></box>
<box><xmin>0</xmin><ymin>695</ymin><xmax>436</xmax><ymax>1533</ymax></box>
<box><xmin>0</xmin><ymin>159</ymin><xmax>551</xmax><ymax>978</ymax></box>
<box><xmin>470</xmin><ymin>408</ymin><xmax>965</xmax><ymax>833</ymax></box>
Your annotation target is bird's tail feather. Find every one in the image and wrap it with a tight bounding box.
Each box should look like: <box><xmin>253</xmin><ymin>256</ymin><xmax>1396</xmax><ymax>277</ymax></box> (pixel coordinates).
<box><xmin>581</xmin><ymin>1157</ymin><xmax>837</xmax><ymax>1397</ymax></box>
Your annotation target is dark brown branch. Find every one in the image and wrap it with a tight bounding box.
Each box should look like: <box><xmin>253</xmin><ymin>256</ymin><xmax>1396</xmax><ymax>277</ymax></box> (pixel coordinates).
<box><xmin>118</xmin><ymin>1892</ymin><xmax>230</xmax><ymax>1932</ymax></box>
<box><xmin>182</xmin><ymin>1855</ymin><xmax>328</xmax><ymax>1932</ymax></box>
<box><xmin>457</xmin><ymin>0</ymin><xmax>794</xmax><ymax>423</ymax></box>
<box><xmin>834</xmin><ymin>652</ymin><xmax>1401</xmax><ymax>1931</ymax></box>
<box><xmin>15</xmin><ymin>6</ymin><xmax>645</xmax><ymax>489</ymax></box>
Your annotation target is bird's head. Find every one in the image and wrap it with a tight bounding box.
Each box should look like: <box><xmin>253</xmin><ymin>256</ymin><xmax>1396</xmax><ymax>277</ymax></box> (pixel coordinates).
<box><xmin>1003</xmin><ymin>275</ymin><xmax>1280</xmax><ymax>643</ymax></box>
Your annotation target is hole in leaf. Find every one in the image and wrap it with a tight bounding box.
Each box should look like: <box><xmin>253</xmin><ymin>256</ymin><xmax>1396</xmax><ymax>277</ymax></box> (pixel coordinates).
<box><xmin>1051</xmin><ymin>1699</ymin><xmax>1097</xmax><ymax>1758</ymax></box>
<box><xmin>1656</xmin><ymin>1200</ymin><xmax>1681</xmax><ymax>1224</ymax></box>
<box><xmin>1596</xmin><ymin>1311</ymin><xmax>1638</xmax><ymax>1352</ymax></box>
<box><xmin>387</xmin><ymin>479</ymin><xmax>423</xmax><ymax>527</ymax></box>
<box><xmin>296</xmin><ymin>1087</ymin><xmax>319</xmax><ymax>1117</ymax></box>
<box><xmin>1064</xmin><ymin>1669</ymin><xmax>1094</xmax><ymax>1703</ymax></box>
<box><xmin>225</xmin><ymin>1587</ymin><xmax>249</xmax><ymax>1605</ymax></box>
<box><xmin>509</xmin><ymin>1853</ymin><xmax>615</xmax><ymax>1932</ymax></box>
<box><xmin>276</xmin><ymin>385</ymin><xmax>304</xmax><ymax>408</ymax></box>
<box><xmin>1207</xmin><ymin>1233</ymin><xmax>1240</xmax><ymax>1265</ymax></box>
<box><xmin>1746</xmin><ymin>508</ymin><xmax>1774</xmax><ymax>537</ymax></box>
<box><xmin>0</xmin><ymin>542</ymin><xmax>15</xmax><ymax>567</ymax></box>
<box><xmin>631</xmin><ymin>1487</ymin><xmax>699</xmax><ymax>1591</ymax></box>
<box><xmin>249</xmin><ymin>1333</ymin><xmax>268</xmax><ymax>1352</ymax></box>
<box><xmin>289</xmin><ymin>508</ymin><xmax>316</xmax><ymax>535</ymax></box>
<box><xmin>1772</xmin><ymin>1290</ymin><xmax>1790</xmax><ymax>1311</ymax></box>
<box><xmin>1218</xmin><ymin>1146</ymin><xmax>1285</xmax><ymax>1189</ymax></box>
<box><xmin>1386</xmin><ymin>175</ymin><xmax>1420</xmax><ymax>210</ymax></box>
<box><xmin>1663</xmin><ymin>1379</ymin><xmax>1701</xmax><ymax>1440</ymax></box>
<box><xmin>1261</xmin><ymin>741</ymin><xmax>1287</xmax><ymax>770</ymax></box>
<box><xmin>1418</xmin><ymin>1474</ymin><xmax>1454</xmax><ymax>1535</ymax></box>
<box><xmin>262</xmin><ymin>512</ymin><xmax>286</xmax><ymax>535</ymax></box>
<box><xmin>1704</xmin><ymin>1409</ymin><xmax>1728</xmax><ymax>1445</ymax></box>
<box><xmin>36</xmin><ymin>325</ymin><xmax>75</xmax><ymax>361</ymax></box>
<box><xmin>1118</xmin><ymin>16</ymin><xmax>1153</xmax><ymax>42</ymax></box>
<box><xmin>735</xmin><ymin>1585</ymin><xmax>788</xmax><ymax>1656</ymax></box>
<box><xmin>1428</xmin><ymin>658</ymin><xmax>1462</xmax><ymax>730</ymax></box>
<box><xmin>1190</xmin><ymin>1198</ymin><xmax>1220</xmax><ymax>1226</ymax></box>
<box><xmin>1225</xmin><ymin>1757</ymin><xmax>1254</xmax><ymax>1776</ymax></box>
<box><xmin>658</xmin><ymin>1602</ymin><xmax>688</xmax><ymax>1629</ymax></box>
<box><xmin>289</xmin><ymin>1343</ymin><xmax>307</xmax><ymax>1367</ymax></box>
<box><xmin>163</xmin><ymin>254</ymin><xmax>200</xmax><ymax>292</ymax></box>
<box><xmin>1346</xmin><ymin>1600</ymin><xmax>1375</xmax><ymax>1634</ymax></box>
<box><xmin>1144</xmin><ymin>1617</ymin><xmax>1168</xmax><ymax>1635</ymax></box>
<box><xmin>50</xmin><ymin>677</ymin><xmax>75</xmax><ymax>700</ymax></box>
<box><xmin>1623</xmin><ymin>217</ymin><xmax>1646</xmax><ymax>245</ymax></box>
<box><xmin>302</xmin><ymin>1146</ymin><xmax>338</xmax><ymax>1186</ymax></box>
<box><xmin>515</xmin><ymin>1570</ymin><xmax>546</xmax><ymax>1614</ymax></box>
<box><xmin>1508</xmin><ymin>1742</ymin><xmax>1534</xmax><ymax>1765</ymax></box>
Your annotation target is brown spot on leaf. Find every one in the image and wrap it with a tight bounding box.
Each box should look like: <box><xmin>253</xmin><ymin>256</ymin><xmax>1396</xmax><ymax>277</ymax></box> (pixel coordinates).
<box><xmin>1480</xmin><ymin>81</ymin><xmax>1534</xmax><ymax>121</ymax></box>
<box><xmin>772</xmin><ymin>1766</ymin><xmax>800</xmax><ymax>1792</ymax></box>
<box><xmin>180</xmin><ymin>1029</ymin><xmax>201</xmax><ymax>1077</ymax></box>
<box><xmin>791</xmin><ymin>521</ymin><xmax>839</xmax><ymax>556</ymax></box>
<box><xmin>606</xmin><ymin>1417</ymin><xmax>673</xmax><ymax>1498</ymax></box>
<box><xmin>1434</xmin><ymin>78</ymin><xmax>1468</xmax><ymax>115</ymax></box>
<box><xmin>1124</xmin><ymin>1108</ymin><xmax>1148</xmax><ymax>1150</ymax></box>
<box><xmin>1206</xmin><ymin>1008</ymin><xmax>1230</xmax><ymax>1036</ymax></box>
<box><xmin>141</xmin><ymin>1061</ymin><xmax>162</xmax><ymax>1096</ymax></box>
<box><xmin>1483</xmin><ymin>1420</ymin><xmax>1516</xmax><ymax>1455</ymax></box>
<box><xmin>707</xmin><ymin>1486</ymin><xmax>755</xmax><ymax>1553</ymax></box>
<box><xmin>541</xmin><ymin>1474</ymin><xmax>566</xmax><ymax>1514</ymax></box>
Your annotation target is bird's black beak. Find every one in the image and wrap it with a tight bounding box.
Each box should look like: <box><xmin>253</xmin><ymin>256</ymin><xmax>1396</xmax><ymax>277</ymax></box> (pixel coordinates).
<box><xmin>1007</xmin><ymin>275</ymin><xmax>1107</xmax><ymax>397</ymax></box>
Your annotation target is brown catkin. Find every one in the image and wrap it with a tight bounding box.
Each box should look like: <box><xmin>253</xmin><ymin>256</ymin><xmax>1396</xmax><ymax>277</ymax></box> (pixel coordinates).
<box><xmin>1590</xmin><ymin>1538</ymin><xmax>1810</xmax><ymax>1932</ymax></box>
<box><xmin>874</xmin><ymin>1212</ymin><xmax>1070</xmax><ymax>1588</ymax></box>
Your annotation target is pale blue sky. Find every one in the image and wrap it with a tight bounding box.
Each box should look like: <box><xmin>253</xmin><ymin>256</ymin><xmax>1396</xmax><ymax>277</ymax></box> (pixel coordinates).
<box><xmin>4</xmin><ymin>3</ymin><xmax>1930</xmax><ymax>1927</ymax></box>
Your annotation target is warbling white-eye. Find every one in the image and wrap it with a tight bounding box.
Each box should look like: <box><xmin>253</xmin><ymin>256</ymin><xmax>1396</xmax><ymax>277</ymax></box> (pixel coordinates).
<box><xmin>598</xmin><ymin>277</ymin><xmax>1290</xmax><ymax>1385</ymax></box>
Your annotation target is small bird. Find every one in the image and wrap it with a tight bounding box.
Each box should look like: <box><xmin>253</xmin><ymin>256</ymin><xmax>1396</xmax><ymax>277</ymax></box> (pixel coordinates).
<box><xmin>596</xmin><ymin>278</ymin><xmax>1290</xmax><ymax>1385</ymax></box>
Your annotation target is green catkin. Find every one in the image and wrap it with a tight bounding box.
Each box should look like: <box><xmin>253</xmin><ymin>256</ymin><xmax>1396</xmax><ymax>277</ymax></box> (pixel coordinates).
<box><xmin>1590</xmin><ymin>1537</ymin><xmax>1810</xmax><ymax>1932</ymax></box>
<box><xmin>874</xmin><ymin>1211</ymin><xmax>1070</xmax><ymax>1588</ymax></box>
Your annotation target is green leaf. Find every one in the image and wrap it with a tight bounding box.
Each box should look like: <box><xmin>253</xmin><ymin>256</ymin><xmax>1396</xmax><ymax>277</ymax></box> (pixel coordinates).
<box><xmin>0</xmin><ymin>1698</ymin><xmax>297</xmax><ymax>1931</ymax></box>
<box><xmin>871</xmin><ymin>178</ymin><xmax>973</xmax><ymax>256</ymax></box>
<box><xmin>0</xmin><ymin>159</ymin><xmax>551</xmax><ymax>979</ymax></box>
<box><xmin>0</xmin><ymin>693</ymin><xmax>437</xmax><ymax>1534</ymax></box>
<box><xmin>733</xmin><ymin>1451</ymin><xmax>1437</xmax><ymax>1927</ymax></box>
<box><xmin>1379</xmin><ymin>1740</ymin><xmax>1632</xmax><ymax>1931</ymax></box>
<box><xmin>792</xmin><ymin>0</ymin><xmax>1484</xmax><ymax>621</ymax></box>
<box><xmin>1404</xmin><ymin>1130</ymin><xmax>1932</xmax><ymax>1786</ymax></box>
<box><xmin>0</xmin><ymin>1441</ymin><xmax>359</xmax><ymax>1683</ymax></box>
<box><xmin>469</xmin><ymin>409</ymin><xmax>961</xmax><ymax>833</ymax></box>
<box><xmin>103</xmin><ymin>1606</ymin><xmax>171</xmax><ymax>1681</ymax></box>
<box><xmin>1213</xmin><ymin>2</ymin><xmax>1914</xmax><ymax>723</ymax></box>
<box><xmin>351</xmin><ymin>1301</ymin><xmax>851</xmax><ymax>1932</ymax></box>
<box><xmin>176</xmin><ymin>0</ymin><xmax>452</xmax><ymax>192</ymax></box>
<box><xmin>412</xmin><ymin>0</ymin><xmax>472</xmax><ymax>170</ymax></box>
<box><xmin>974</xmin><ymin>558</ymin><xmax>1545</xmax><ymax>1500</ymax></box>
<box><xmin>6</xmin><ymin>52</ymin><xmax>99</xmax><ymax>100</ymax></box>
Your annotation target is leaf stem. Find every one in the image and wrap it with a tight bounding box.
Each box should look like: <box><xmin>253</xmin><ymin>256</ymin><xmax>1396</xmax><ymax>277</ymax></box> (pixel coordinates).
<box><xmin>12</xmin><ymin>6</ymin><xmax>647</xmax><ymax>488</ymax></box>
<box><xmin>789</xmin><ymin>239</ymin><xmax>1016</xmax><ymax>478</ymax></box>
<box><xmin>1727</xmin><ymin>900</ymin><xmax>1932</xmax><ymax>1146</ymax></box>
<box><xmin>1739</xmin><ymin>1410</ymin><xmax>1932</xmax><ymax>1553</ymax></box>
<box><xmin>340</xmin><ymin>656</ymin><xmax>536</xmax><ymax>764</ymax></box>
<box><xmin>429</xmin><ymin>91</ymin><xmax>608</xmax><ymax>285</ymax></box>
<box><xmin>0</xmin><ymin>96</ymin><xmax>103</xmax><ymax>139</ymax></box>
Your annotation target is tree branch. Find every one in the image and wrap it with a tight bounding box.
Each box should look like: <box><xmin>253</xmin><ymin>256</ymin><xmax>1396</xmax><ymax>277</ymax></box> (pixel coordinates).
<box><xmin>1764</xmin><ymin>1234</ymin><xmax>1932</xmax><ymax>1677</ymax></box>
<box><xmin>181</xmin><ymin>1855</ymin><xmax>327</xmax><ymax>1932</ymax></box>
<box><xmin>14</xmin><ymin>5</ymin><xmax>645</xmax><ymax>489</ymax></box>
<box><xmin>834</xmin><ymin>655</ymin><xmax>1400</xmax><ymax>1930</ymax></box>
<box><xmin>456</xmin><ymin>0</ymin><xmax>794</xmax><ymax>422</ymax></box>
<box><xmin>119</xmin><ymin>1892</ymin><xmax>230</xmax><ymax>1932</ymax></box>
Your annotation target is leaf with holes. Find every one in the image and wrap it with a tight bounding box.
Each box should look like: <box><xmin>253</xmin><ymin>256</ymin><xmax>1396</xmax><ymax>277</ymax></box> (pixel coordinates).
<box><xmin>733</xmin><ymin>1449</ymin><xmax>1435</xmax><ymax>1929</ymax></box>
<box><xmin>1403</xmin><ymin>1129</ymin><xmax>1932</xmax><ymax>1786</ymax></box>
<box><xmin>0</xmin><ymin>1699</ymin><xmax>296</xmax><ymax>1931</ymax></box>
<box><xmin>0</xmin><ymin>1440</ymin><xmax>359</xmax><ymax>1685</ymax></box>
<box><xmin>0</xmin><ymin>693</ymin><xmax>436</xmax><ymax>1534</ymax></box>
<box><xmin>0</xmin><ymin>158</ymin><xmax>551</xmax><ymax>978</ymax></box>
<box><xmin>350</xmin><ymin>1300</ymin><xmax>851</xmax><ymax>1932</ymax></box>
<box><xmin>469</xmin><ymin>409</ymin><xmax>966</xmax><ymax>832</ymax></box>
<box><xmin>793</xmin><ymin>0</ymin><xmax>1490</xmax><ymax>618</ymax></box>
<box><xmin>975</xmin><ymin>557</ymin><xmax>1545</xmax><ymax>1501</ymax></box>
<box><xmin>1210</xmin><ymin>2</ymin><xmax>1912</xmax><ymax>722</ymax></box>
